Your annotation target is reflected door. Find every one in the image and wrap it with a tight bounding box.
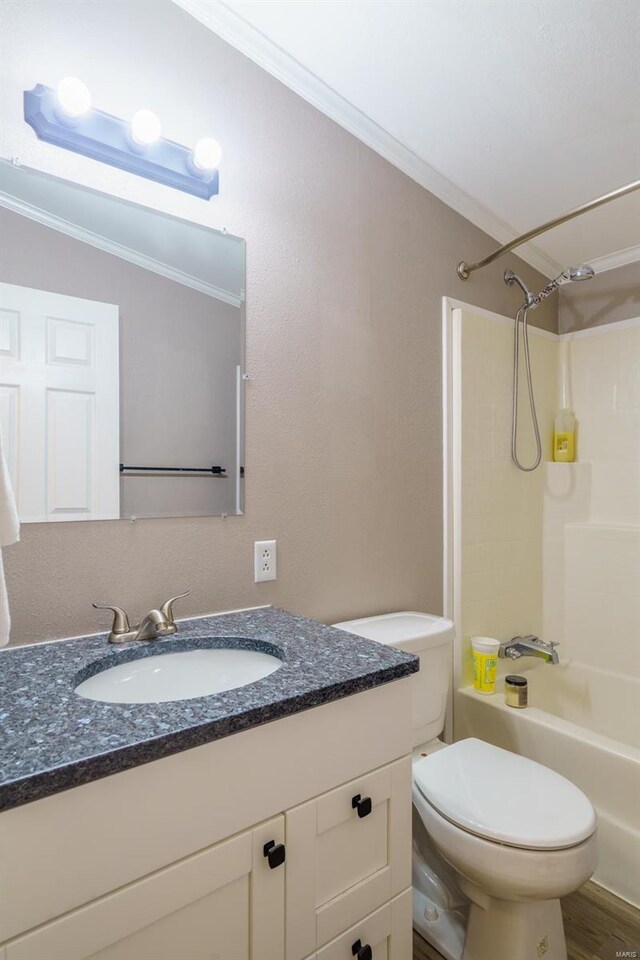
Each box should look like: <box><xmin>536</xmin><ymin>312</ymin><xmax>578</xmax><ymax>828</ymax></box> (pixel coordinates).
<box><xmin>0</xmin><ymin>283</ymin><xmax>120</xmax><ymax>521</ymax></box>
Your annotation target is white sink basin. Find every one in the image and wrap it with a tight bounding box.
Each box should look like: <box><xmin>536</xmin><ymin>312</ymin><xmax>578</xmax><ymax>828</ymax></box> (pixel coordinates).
<box><xmin>75</xmin><ymin>647</ymin><xmax>283</xmax><ymax>704</ymax></box>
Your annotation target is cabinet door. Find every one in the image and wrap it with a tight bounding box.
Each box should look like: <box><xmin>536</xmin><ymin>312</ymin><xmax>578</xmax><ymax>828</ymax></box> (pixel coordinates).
<box><xmin>4</xmin><ymin>816</ymin><xmax>285</xmax><ymax>960</ymax></box>
<box><xmin>286</xmin><ymin>757</ymin><xmax>411</xmax><ymax>959</ymax></box>
<box><xmin>316</xmin><ymin>890</ymin><xmax>411</xmax><ymax>960</ymax></box>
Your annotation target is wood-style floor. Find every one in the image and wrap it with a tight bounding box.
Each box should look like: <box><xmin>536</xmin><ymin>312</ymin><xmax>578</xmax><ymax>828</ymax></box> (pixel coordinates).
<box><xmin>413</xmin><ymin>881</ymin><xmax>640</xmax><ymax>960</ymax></box>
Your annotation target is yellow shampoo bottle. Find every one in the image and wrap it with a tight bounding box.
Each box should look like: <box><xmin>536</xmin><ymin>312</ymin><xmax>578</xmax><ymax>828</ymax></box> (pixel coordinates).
<box><xmin>553</xmin><ymin>408</ymin><xmax>576</xmax><ymax>462</ymax></box>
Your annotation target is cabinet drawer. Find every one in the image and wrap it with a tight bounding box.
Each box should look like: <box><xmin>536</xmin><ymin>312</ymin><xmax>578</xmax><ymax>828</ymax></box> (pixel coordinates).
<box><xmin>286</xmin><ymin>757</ymin><xmax>411</xmax><ymax>959</ymax></box>
<box><xmin>316</xmin><ymin>890</ymin><xmax>411</xmax><ymax>960</ymax></box>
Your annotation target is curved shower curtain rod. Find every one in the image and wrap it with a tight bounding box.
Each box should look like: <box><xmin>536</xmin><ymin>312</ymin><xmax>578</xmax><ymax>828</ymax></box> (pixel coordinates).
<box><xmin>457</xmin><ymin>179</ymin><xmax>640</xmax><ymax>280</ymax></box>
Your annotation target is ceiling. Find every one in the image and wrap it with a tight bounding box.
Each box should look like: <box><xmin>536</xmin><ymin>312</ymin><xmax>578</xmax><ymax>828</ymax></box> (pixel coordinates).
<box><xmin>176</xmin><ymin>0</ymin><xmax>640</xmax><ymax>278</ymax></box>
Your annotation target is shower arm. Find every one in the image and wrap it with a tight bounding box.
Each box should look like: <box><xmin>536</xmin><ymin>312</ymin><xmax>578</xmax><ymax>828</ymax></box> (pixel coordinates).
<box><xmin>456</xmin><ymin>179</ymin><xmax>640</xmax><ymax>280</ymax></box>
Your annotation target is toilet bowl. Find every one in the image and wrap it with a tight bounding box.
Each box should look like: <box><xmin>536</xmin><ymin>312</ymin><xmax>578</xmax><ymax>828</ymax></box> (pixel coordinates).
<box><xmin>334</xmin><ymin>613</ymin><xmax>598</xmax><ymax>960</ymax></box>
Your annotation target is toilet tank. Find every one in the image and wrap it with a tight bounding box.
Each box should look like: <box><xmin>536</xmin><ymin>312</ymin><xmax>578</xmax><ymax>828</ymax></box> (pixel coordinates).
<box><xmin>333</xmin><ymin>612</ymin><xmax>454</xmax><ymax>748</ymax></box>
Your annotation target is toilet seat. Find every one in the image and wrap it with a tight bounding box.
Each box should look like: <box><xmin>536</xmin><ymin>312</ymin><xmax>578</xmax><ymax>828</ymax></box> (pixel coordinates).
<box><xmin>413</xmin><ymin>738</ymin><xmax>596</xmax><ymax>851</ymax></box>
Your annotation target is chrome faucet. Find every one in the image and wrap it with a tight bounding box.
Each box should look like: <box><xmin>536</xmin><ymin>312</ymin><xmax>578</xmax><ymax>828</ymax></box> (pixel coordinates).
<box><xmin>499</xmin><ymin>634</ymin><xmax>559</xmax><ymax>665</ymax></box>
<box><xmin>93</xmin><ymin>592</ymin><xmax>190</xmax><ymax>644</ymax></box>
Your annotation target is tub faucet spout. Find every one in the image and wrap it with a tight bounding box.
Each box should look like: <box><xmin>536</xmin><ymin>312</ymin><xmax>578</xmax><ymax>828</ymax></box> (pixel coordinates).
<box><xmin>499</xmin><ymin>634</ymin><xmax>559</xmax><ymax>665</ymax></box>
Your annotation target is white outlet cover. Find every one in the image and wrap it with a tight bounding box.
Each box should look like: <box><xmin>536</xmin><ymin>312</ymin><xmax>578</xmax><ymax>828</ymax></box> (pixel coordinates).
<box><xmin>254</xmin><ymin>540</ymin><xmax>277</xmax><ymax>582</ymax></box>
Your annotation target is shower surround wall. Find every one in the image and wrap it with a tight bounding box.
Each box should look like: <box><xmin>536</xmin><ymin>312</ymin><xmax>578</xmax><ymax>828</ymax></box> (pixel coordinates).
<box><xmin>543</xmin><ymin>319</ymin><xmax>640</xmax><ymax>676</ymax></box>
<box><xmin>456</xmin><ymin>308</ymin><xmax>558</xmax><ymax>687</ymax></box>
<box><xmin>456</xmin><ymin>307</ymin><xmax>639</xmax><ymax>684</ymax></box>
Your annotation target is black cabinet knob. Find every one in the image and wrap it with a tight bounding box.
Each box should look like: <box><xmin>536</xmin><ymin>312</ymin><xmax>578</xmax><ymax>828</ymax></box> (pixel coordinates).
<box><xmin>263</xmin><ymin>840</ymin><xmax>286</xmax><ymax>869</ymax></box>
<box><xmin>351</xmin><ymin>793</ymin><xmax>372</xmax><ymax>818</ymax></box>
<box><xmin>351</xmin><ymin>939</ymin><xmax>373</xmax><ymax>960</ymax></box>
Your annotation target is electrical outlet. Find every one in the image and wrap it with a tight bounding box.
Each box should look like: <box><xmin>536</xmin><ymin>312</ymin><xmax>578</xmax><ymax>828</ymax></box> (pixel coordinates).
<box><xmin>254</xmin><ymin>540</ymin><xmax>277</xmax><ymax>582</ymax></box>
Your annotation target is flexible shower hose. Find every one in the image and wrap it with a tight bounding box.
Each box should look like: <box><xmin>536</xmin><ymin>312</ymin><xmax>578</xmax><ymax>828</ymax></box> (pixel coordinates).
<box><xmin>511</xmin><ymin>304</ymin><xmax>542</xmax><ymax>472</ymax></box>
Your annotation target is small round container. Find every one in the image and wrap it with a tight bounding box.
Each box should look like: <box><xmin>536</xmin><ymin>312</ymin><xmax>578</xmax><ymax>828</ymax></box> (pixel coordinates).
<box><xmin>505</xmin><ymin>674</ymin><xmax>528</xmax><ymax>708</ymax></box>
<box><xmin>471</xmin><ymin>636</ymin><xmax>500</xmax><ymax>694</ymax></box>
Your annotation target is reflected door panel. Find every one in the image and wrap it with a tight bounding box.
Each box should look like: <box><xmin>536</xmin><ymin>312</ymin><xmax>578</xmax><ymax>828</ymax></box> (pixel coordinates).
<box><xmin>0</xmin><ymin>283</ymin><xmax>120</xmax><ymax>522</ymax></box>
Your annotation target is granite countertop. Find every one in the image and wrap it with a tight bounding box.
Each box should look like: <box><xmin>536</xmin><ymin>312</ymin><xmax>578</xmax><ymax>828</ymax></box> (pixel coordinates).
<box><xmin>0</xmin><ymin>606</ymin><xmax>417</xmax><ymax>811</ymax></box>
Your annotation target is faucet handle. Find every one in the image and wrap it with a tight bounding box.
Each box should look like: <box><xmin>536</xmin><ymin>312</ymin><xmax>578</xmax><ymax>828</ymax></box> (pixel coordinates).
<box><xmin>159</xmin><ymin>591</ymin><xmax>190</xmax><ymax>624</ymax></box>
<box><xmin>92</xmin><ymin>603</ymin><xmax>131</xmax><ymax>634</ymax></box>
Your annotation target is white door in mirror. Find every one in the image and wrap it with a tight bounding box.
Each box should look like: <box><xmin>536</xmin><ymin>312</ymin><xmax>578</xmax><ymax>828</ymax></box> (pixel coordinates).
<box><xmin>254</xmin><ymin>539</ymin><xmax>277</xmax><ymax>582</ymax></box>
<box><xmin>0</xmin><ymin>283</ymin><xmax>120</xmax><ymax>522</ymax></box>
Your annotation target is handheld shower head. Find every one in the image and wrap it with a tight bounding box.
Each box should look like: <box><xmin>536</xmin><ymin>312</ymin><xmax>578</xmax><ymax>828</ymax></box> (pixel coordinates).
<box><xmin>505</xmin><ymin>263</ymin><xmax>595</xmax><ymax>311</ymax></box>
<box><xmin>550</xmin><ymin>264</ymin><xmax>595</xmax><ymax>287</ymax></box>
<box><xmin>566</xmin><ymin>264</ymin><xmax>595</xmax><ymax>282</ymax></box>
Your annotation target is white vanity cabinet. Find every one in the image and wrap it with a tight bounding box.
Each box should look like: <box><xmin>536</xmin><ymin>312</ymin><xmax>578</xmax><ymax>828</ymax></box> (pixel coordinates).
<box><xmin>3</xmin><ymin>817</ymin><xmax>285</xmax><ymax>960</ymax></box>
<box><xmin>0</xmin><ymin>680</ymin><xmax>414</xmax><ymax>960</ymax></box>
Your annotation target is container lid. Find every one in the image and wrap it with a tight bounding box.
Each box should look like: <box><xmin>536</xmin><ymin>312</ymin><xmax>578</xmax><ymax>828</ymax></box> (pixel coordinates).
<box><xmin>505</xmin><ymin>675</ymin><xmax>527</xmax><ymax>686</ymax></box>
<box><xmin>471</xmin><ymin>636</ymin><xmax>500</xmax><ymax>654</ymax></box>
<box><xmin>333</xmin><ymin>612</ymin><xmax>454</xmax><ymax>651</ymax></box>
<box><xmin>413</xmin><ymin>738</ymin><xmax>596</xmax><ymax>850</ymax></box>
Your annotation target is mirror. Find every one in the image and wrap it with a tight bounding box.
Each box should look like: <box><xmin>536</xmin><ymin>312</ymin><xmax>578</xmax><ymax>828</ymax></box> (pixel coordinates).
<box><xmin>0</xmin><ymin>160</ymin><xmax>245</xmax><ymax>521</ymax></box>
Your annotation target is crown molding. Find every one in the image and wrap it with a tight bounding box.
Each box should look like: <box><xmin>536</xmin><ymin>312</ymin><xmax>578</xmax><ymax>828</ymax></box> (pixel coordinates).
<box><xmin>588</xmin><ymin>244</ymin><xmax>640</xmax><ymax>275</ymax></box>
<box><xmin>0</xmin><ymin>191</ymin><xmax>243</xmax><ymax>307</ymax></box>
<box><xmin>173</xmin><ymin>0</ymin><xmax>562</xmax><ymax>279</ymax></box>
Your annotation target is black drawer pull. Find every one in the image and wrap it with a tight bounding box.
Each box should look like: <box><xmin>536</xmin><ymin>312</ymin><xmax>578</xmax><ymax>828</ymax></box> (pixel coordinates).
<box><xmin>351</xmin><ymin>793</ymin><xmax>372</xmax><ymax>818</ymax></box>
<box><xmin>351</xmin><ymin>939</ymin><xmax>372</xmax><ymax>960</ymax></box>
<box><xmin>263</xmin><ymin>840</ymin><xmax>286</xmax><ymax>869</ymax></box>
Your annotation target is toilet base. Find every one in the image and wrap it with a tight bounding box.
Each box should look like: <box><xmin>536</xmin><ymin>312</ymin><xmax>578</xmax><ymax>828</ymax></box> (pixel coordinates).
<box><xmin>460</xmin><ymin>880</ymin><xmax>567</xmax><ymax>960</ymax></box>
<box><xmin>413</xmin><ymin>886</ymin><xmax>467</xmax><ymax>960</ymax></box>
<box><xmin>412</xmin><ymin>806</ymin><xmax>469</xmax><ymax>960</ymax></box>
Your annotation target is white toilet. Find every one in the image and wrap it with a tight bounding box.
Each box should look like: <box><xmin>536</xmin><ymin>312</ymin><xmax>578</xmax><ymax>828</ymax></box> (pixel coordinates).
<box><xmin>334</xmin><ymin>612</ymin><xmax>597</xmax><ymax>960</ymax></box>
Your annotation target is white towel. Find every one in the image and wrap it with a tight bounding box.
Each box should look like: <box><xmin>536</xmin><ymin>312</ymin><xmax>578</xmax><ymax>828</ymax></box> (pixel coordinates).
<box><xmin>0</xmin><ymin>432</ymin><xmax>19</xmax><ymax>646</ymax></box>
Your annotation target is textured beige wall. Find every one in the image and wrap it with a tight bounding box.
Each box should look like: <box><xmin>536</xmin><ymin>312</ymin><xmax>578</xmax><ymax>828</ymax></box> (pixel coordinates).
<box><xmin>559</xmin><ymin>260</ymin><xmax>640</xmax><ymax>333</ymax></box>
<box><xmin>0</xmin><ymin>0</ymin><xmax>556</xmax><ymax>645</ymax></box>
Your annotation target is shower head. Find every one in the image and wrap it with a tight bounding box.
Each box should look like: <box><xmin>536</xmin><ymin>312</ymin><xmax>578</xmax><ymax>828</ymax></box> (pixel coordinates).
<box><xmin>565</xmin><ymin>264</ymin><xmax>595</xmax><ymax>282</ymax></box>
<box><xmin>505</xmin><ymin>263</ymin><xmax>595</xmax><ymax>310</ymax></box>
<box><xmin>548</xmin><ymin>264</ymin><xmax>596</xmax><ymax>289</ymax></box>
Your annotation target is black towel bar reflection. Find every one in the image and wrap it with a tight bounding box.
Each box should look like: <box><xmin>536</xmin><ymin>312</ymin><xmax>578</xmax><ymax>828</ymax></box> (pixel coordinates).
<box><xmin>120</xmin><ymin>464</ymin><xmax>226</xmax><ymax>476</ymax></box>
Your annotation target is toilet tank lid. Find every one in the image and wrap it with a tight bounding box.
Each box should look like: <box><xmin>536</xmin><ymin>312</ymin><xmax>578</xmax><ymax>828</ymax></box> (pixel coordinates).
<box><xmin>414</xmin><ymin>738</ymin><xmax>597</xmax><ymax>850</ymax></box>
<box><xmin>333</xmin><ymin>612</ymin><xmax>454</xmax><ymax>650</ymax></box>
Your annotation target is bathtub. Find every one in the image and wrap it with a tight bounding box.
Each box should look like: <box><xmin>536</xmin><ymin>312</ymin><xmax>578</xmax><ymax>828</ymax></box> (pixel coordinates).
<box><xmin>454</xmin><ymin>660</ymin><xmax>640</xmax><ymax>907</ymax></box>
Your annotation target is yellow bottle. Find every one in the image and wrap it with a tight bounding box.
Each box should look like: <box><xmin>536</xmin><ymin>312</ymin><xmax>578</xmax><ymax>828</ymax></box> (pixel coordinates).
<box><xmin>553</xmin><ymin>408</ymin><xmax>576</xmax><ymax>462</ymax></box>
<box><xmin>471</xmin><ymin>637</ymin><xmax>500</xmax><ymax>694</ymax></box>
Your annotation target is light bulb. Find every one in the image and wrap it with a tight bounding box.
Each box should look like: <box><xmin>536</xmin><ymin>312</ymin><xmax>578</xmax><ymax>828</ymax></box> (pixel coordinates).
<box><xmin>130</xmin><ymin>109</ymin><xmax>162</xmax><ymax>147</ymax></box>
<box><xmin>191</xmin><ymin>137</ymin><xmax>222</xmax><ymax>172</ymax></box>
<box><xmin>56</xmin><ymin>77</ymin><xmax>91</xmax><ymax>119</ymax></box>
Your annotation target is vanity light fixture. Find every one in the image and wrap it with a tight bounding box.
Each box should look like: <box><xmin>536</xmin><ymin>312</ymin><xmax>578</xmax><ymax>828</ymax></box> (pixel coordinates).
<box><xmin>23</xmin><ymin>82</ymin><xmax>220</xmax><ymax>200</ymax></box>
